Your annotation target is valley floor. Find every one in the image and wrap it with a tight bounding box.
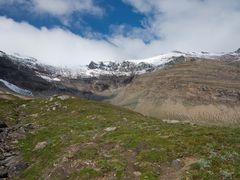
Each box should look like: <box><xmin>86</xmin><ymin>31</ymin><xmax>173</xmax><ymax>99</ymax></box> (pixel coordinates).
<box><xmin>0</xmin><ymin>95</ymin><xmax>240</xmax><ymax>179</ymax></box>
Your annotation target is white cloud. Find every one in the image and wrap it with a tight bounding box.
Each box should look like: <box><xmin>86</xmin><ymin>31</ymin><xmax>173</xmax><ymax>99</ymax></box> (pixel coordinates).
<box><xmin>0</xmin><ymin>16</ymin><xmax>120</xmax><ymax>66</ymax></box>
<box><xmin>0</xmin><ymin>0</ymin><xmax>103</xmax><ymax>18</ymax></box>
<box><xmin>32</xmin><ymin>0</ymin><xmax>103</xmax><ymax>16</ymax></box>
<box><xmin>122</xmin><ymin>0</ymin><xmax>240</xmax><ymax>53</ymax></box>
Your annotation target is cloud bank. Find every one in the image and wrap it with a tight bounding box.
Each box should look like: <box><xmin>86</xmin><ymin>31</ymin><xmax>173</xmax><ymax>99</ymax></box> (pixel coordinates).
<box><xmin>0</xmin><ymin>0</ymin><xmax>103</xmax><ymax>17</ymax></box>
<box><xmin>0</xmin><ymin>0</ymin><xmax>240</xmax><ymax>66</ymax></box>
<box><xmin>0</xmin><ymin>17</ymin><xmax>120</xmax><ymax>66</ymax></box>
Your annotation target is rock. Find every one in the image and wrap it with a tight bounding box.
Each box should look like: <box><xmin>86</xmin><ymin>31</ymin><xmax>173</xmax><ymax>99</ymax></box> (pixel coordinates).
<box><xmin>58</xmin><ymin>95</ymin><xmax>70</xmax><ymax>100</ymax></box>
<box><xmin>52</xmin><ymin>107</ymin><xmax>56</xmax><ymax>111</ymax></box>
<box><xmin>162</xmin><ymin>119</ymin><xmax>180</xmax><ymax>124</ymax></box>
<box><xmin>13</xmin><ymin>162</ymin><xmax>28</xmax><ymax>171</ymax></box>
<box><xmin>1</xmin><ymin>155</ymin><xmax>21</xmax><ymax>167</ymax></box>
<box><xmin>0</xmin><ymin>170</ymin><xmax>8</xmax><ymax>178</ymax></box>
<box><xmin>171</xmin><ymin>159</ymin><xmax>185</xmax><ymax>170</ymax></box>
<box><xmin>24</xmin><ymin>123</ymin><xmax>36</xmax><ymax>130</ymax></box>
<box><xmin>55</xmin><ymin>102</ymin><xmax>61</xmax><ymax>106</ymax></box>
<box><xmin>8</xmin><ymin>132</ymin><xmax>25</xmax><ymax>139</ymax></box>
<box><xmin>88</xmin><ymin>61</ymin><xmax>99</xmax><ymax>69</ymax></box>
<box><xmin>19</xmin><ymin>127</ymin><xmax>26</xmax><ymax>134</ymax></box>
<box><xmin>123</xmin><ymin>117</ymin><xmax>128</xmax><ymax>121</ymax></box>
<box><xmin>133</xmin><ymin>171</ymin><xmax>142</xmax><ymax>177</ymax></box>
<box><xmin>20</xmin><ymin>104</ymin><xmax>26</xmax><ymax>108</ymax></box>
<box><xmin>0</xmin><ymin>121</ymin><xmax>7</xmax><ymax>128</ymax></box>
<box><xmin>235</xmin><ymin>48</ymin><xmax>240</xmax><ymax>54</ymax></box>
<box><xmin>30</xmin><ymin>113</ymin><xmax>38</xmax><ymax>118</ymax></box>
<box><xmin>34</xmin><ymin>141</ymin><xmax>48</xmax><ymax>151</ymax></box>
<box><xmin>104</xmin><ymin>127</ymin><xmax>117</xmax><ymax>132</ymax></box>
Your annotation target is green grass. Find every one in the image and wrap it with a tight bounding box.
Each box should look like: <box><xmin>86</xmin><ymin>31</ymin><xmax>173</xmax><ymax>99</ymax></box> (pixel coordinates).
<box><xmin>1</xmin><ymin>96</ymin><xmax>240</xmax><ymax>179</ymax></box>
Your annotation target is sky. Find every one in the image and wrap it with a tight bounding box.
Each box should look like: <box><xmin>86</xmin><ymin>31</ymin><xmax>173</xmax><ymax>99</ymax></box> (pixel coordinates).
<box><xmin>0</xmin><ymin>0</ymin><xmax>240</xmax><ymax>66</ymax></box>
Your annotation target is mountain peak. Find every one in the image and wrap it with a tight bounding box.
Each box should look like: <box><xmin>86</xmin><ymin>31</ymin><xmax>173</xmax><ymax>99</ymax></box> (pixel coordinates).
<box><xmin>235</xmin><ymin>48</ymin><xmax>240</xmax><ymax>54</ymax></box>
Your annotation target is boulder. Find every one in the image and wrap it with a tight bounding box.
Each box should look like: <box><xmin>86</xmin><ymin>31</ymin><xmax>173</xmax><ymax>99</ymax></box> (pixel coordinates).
<box><xmin>0</xmin><ymin>121</ymin><xmax>7</xmax><ymax>128</ymax></box>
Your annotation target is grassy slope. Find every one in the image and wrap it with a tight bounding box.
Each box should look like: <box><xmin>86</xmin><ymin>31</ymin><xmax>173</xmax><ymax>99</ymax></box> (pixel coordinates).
<box><xmin>1</xmin><ymin>96</ymin><xmax>240</xmax><ymax>179</ymax></box>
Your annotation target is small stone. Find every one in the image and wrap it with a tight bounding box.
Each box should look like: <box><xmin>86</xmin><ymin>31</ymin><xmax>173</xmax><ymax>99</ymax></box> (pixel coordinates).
<box><xmin>171</xmin><ymin>159</ymin><xmax>184</xmax><ymax>170</ymax></box>
<box><xmin>133</xmin><ymin>171</ymin><xmax>142</xmax><ymax>176</ymax></box>
<box><xmin>52</xmin><ymin>107</ymin><xmax>56</xmax><ymax>111</ymax></box>
<box><xmin>30</xmin><ymin>113</ymin><xmax>38</xmax><ymax>118</ymax></box>
<box><xmin>3</xmin><ymin>152</ymin><xmax>12</xmax><ymax>158</ymax></box>
<box><xmin>19</xmin><ymin>127</ymin><xmax>25</xmax><ymax>133</ymax></box>
<box><xmin>34</xmin><ymin>141</ymin><xmax>48</xmax><ymax>151</ymax></box>
<box><xmin>58</xmin><ymin>95</ymin><xmax>70</xmax><ymax>100</ymax></box>
<box><xmin>12</xmin><ymin>140</ymin><xmax>19</xmax><ymax>144</ymax></box>
<box><xmin>162</xmin><ymin>119</ymin><xmax>180</xmax><ymax>124</ymax></box>
<box><xmin>20</xmin><ymin>104</ymin><xmax>26</xmax><ymax>108</ymax></box>
<box><xmin>104</xmin><ymin>127</ymin><xmax>117</xmax><ymax>132</ymax></box>
<box><xmin>24</xmin><ymin>123</ymin><xmax>35</xmax><ymax>130</ymax></box>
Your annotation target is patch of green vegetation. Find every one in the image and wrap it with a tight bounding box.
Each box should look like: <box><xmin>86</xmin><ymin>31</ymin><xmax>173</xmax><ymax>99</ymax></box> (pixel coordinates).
<box><xmin>140</xmin><ymin>171</ymin><xmax>158</xmax><ymax>180</ymax></box>
<box><xmin>74</xmin><ymin>146</ymin><xmax>99</xmax><ymax>160</ymax></box>
<box><xmin>1</xmin><ymin>96</ymin><xmax>240</xmax><ymax>179</ymax></box>
<box><xmin>69</xmin><ymin>167</ymin><xmax>102</xmax><ymax>179</ymax></box>
<box><xmin>0</xmin><ymin>98</ymin><xmax>25</xmax><ymax>125</ymax></box>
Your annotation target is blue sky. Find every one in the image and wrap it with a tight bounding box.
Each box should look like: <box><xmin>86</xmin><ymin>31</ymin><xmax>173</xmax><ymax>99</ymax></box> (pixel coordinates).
<box><xmin>0</xmin><ymin>0</ymin><xmax>240</xmax><ymax>66</ymax></box>
<box><xmin>0</xmin><ymin>0</ymin><xmax>146</xmax><ymax>37</ymax></box>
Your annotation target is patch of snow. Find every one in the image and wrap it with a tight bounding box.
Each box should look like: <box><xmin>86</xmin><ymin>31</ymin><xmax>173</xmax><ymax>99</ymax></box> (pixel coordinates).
<box><xmin>0</xmin><ymin>79</ymin><xmax>33</xmax><ymax>96</ymax></box>
<box><xmin>12</xmin><ymin>52</ymin><xmax>36</xmax><ymax>60</ymax></box>
<box><xmin>39</xmin><ymin>75</ymin><xmax>61</xmax><ymax>82</ymax></box>
<box><xmin>52</xmin><ymin>77</ymin><xmax>61</xmax><ymax>81</ymax></box>
<box><xmin>128</xmin><ymin>52</ymin><xmax>185</xmax><ymax>66</ymax></box>
<box><xmin>128</xmin><ymin>51</ymin><xmax>225</xmax><ymax>66</ymax></box>
<box><xmin>0</xmin><ymin>51</ymin><xmax>4</xmax><ymax>57</ymax></box>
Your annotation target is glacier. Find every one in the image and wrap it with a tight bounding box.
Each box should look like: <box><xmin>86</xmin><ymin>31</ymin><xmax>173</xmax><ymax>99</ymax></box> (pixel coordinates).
<box><xmin>0</xmin><ymin>79</ymin><xmax>33</xmax><ymax>96</ymax></box>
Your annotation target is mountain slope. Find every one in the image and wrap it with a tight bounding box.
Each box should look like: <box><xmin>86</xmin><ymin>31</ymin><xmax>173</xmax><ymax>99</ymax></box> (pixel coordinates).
<box><xmin>1</xmin><ymin>95</ymin><xmax>240</xmax><ymax>179</ymax></box>
<box><xmin>2</xmin><ymin>49</ymin><xmax>240</xmax><ymax>126</ymax></box>
<box><xmin>0</xmin><ymin>51</ymin><xmax>107</xmax><ymax>99</ymax></box>
<box><xmin>109</xmin><ymin>57</ymin><xmax>240</xmax><ymax>125</ymax></box>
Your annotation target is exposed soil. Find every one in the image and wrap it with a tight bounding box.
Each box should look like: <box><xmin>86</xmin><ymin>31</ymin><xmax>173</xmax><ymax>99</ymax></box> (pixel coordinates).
<box><xmin>160</xmin><ymin>157</ymin><xmax>198</xmax><ymax>180</ymax></box>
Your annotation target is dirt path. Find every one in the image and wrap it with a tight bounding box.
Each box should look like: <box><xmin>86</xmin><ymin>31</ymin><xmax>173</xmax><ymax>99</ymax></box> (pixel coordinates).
<box><xmin>124</xmin><ymin>150</ymin><xmax>138</xmax><ymax>179</ymax></box>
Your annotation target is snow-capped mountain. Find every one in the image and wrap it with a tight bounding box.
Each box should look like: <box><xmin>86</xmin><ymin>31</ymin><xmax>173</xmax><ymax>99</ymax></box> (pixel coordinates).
<box><xmin>1</xmin><ymin>49</ymin><xmax>240</xmax><ymax>96</ymax></box>
<box><xmin>76</xmin><ymin>50</ymin><xmax>236</xmax><ymax>77</ymax></box>
<box><xmin>1</xmin><ymin>49</ymin><xmax>240</xmax><ymax>81</ymax></box>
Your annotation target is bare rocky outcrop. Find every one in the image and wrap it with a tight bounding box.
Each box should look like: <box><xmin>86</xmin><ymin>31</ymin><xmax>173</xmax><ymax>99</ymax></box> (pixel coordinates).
<box><xmin>0</xmin><ymin>119</ymin><xmax>37</xmax><ymax>179</ymax></box>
